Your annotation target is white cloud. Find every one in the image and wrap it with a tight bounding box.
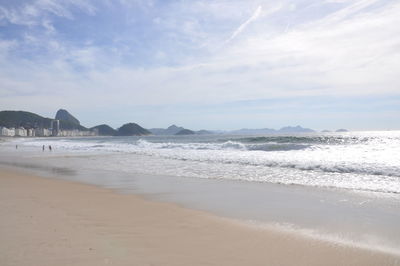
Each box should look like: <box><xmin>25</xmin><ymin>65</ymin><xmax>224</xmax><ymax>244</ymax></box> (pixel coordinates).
<box><xmin>226</xmin><ymin>5</ymin><xmax>263</xmax><ymax>43</ymax></box>
<box><xmin>317</xmin><ymin>0</ymin><xmax>381</xmax><ymax>26</ymax></box>
<box><xmin>0</xmin><ymin>0</ymin><xmax>399</xmax><ymax>119</ymax></box>
<box><xmin>0</xmin><ymin>0</ymin><xmax>96</xmax><ymax>27</ymax></box>
<box><xmin>42</xmin><ymin>18</ymin><xmax>56</xmax><ymax>34</ymax></box>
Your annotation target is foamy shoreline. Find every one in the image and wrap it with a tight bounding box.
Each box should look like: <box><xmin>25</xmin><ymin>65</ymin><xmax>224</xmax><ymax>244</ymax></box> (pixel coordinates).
<box><xmin>0</xmin><ymin>167</ymin><xmax>399</xmax><ymax>265</ymax></box>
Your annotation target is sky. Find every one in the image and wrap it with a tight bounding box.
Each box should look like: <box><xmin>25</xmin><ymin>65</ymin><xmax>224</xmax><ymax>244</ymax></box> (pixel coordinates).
<box><xmin>0</xmin><ymin>0</ymin><xmax>399</xmax><ymax>131</ymax></box>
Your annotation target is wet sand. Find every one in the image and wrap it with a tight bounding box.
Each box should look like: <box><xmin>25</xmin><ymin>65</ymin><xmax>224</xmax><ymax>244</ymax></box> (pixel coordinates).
<box><xmin>0</xmin><ymin>168</ymin><xmax>399</xmax><ymax>266</ymax></box>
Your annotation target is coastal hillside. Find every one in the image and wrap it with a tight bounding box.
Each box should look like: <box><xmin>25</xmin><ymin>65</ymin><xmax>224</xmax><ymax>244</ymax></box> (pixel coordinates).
<box><xmin>90</xmin><ymin>124</ymin><xmax>117</xmax><ymax>136</ymax></box>
<box><xmin>0</xmin><ymin>111</ymin><xmax>50</xmax><ymax>129</ymax></box>
<box><xmin>0</xmin><ymin>110</ymin><xmax>86</xmax><ymax>130</ymax></box>
<box><xmin>175</xmin><ymin>129</ymin><xmax>195</xmax><ymax>135</ymax></box>
<box><xmin>55</xmin><ymin>109</ymin><xmax>80</xmax><ymax>125</ymax></box>
<box><xmin>149</xmin><ymin>125</ymin><xmax>185</xmax><ymax>135</ymax></box>
<box><xmin>150</xmin><ymin>125</ymin><xmax>211</xmax><ymax>135</ymax></box>
<box><xmin>117</xmin><ymin>123</ymin><xmax>151</xmax><ymax>136</ymax></box>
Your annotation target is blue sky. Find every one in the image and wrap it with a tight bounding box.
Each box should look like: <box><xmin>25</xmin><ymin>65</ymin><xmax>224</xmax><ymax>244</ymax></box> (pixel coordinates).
<box><xmin>0</xmin><ymin>0</ymin><xmax>399</xmax><ymax>130</ymax></box>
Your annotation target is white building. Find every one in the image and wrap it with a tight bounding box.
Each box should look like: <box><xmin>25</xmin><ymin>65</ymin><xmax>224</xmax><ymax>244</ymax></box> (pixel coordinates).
<box><xmin>27</xmin><ymin>128</ymin><xmax>35</xmax><ymax>137</ymax></box>
<box><xmin>51</xmin><ymin>120</ymin><xmax>60</xmax><ymax>136</ymax></box>
<box><xmin>1</xmin><ymin>126</ymin><xmax>7</xmax><ymax>136</ymax></box>
<box><xmin>8</xmin><ymin>127</ymin><xmax>15</xmax><ymax>136</ymax></box>
<box><xmin>0</xmin><ymin>127</ymin><xmax>15</xmax><ymax>137</ymax></box>
<box><xmin>15</xmin><ymin>127</ymin><xmax>27</xmax><ymax>137</ymax></box>
<box><xmin>58</xmin><ymin>130</ymin><xmax>97</xmax><ymax>137</ymax></box>
<box><xmin>1</xmin><ymin>126</ymin><xmax>96</xmax><ymax>138</ymax></box>
<box><xmin>35</xmin><ymin>128</ymin><xmax>51</xmax><ymax>137</ymax></box>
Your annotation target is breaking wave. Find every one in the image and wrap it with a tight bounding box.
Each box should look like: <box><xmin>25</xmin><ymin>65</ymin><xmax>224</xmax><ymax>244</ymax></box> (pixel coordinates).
<box><xmin>15</xmin><ymin>131</ymin><xmax>400</xmax><ymax>194</ymax></box>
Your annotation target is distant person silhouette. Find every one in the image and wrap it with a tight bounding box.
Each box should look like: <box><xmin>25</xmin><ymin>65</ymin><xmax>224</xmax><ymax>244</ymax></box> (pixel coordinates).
<box><xmin>42</xmin><ymin>145</ymin><xmax>45</xmax><ymax>151</ymax></box>
<box><xmin>49</xmin><ymin>145</ymin><xmax>52</xmax><ymax>151</ymax></box>
<box><xmin>15</xmin><ymin>145</ymin><xmax>18</xmax><ymax>149</ymax></box>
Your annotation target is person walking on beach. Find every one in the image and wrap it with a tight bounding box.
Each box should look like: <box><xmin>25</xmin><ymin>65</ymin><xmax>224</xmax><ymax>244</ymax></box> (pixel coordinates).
<box><xmin>42</xmin><ymin>145</ymin><xmax>45</xmax><ymax>151</ymax></box>
<box><xmin>49</xmin><ymin>145</ymin><xmax>52</xmax><ymax>151</ymax></box>
<box><xmin>15</xmin><ymin>145</ymin><xmax>18</xmax><ymax>149</ymax></box>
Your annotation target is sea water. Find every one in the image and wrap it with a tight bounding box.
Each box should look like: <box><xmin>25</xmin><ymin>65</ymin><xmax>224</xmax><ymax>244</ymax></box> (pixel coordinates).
<box><xmin>1</xmin><ymin>131</ymin><xmax>400</xmax><ymax>254</ymax></box>
<box><xmin>11</xmin><ymin>131</ymin><xmax>400</xmax><ymax>194</ymax></box>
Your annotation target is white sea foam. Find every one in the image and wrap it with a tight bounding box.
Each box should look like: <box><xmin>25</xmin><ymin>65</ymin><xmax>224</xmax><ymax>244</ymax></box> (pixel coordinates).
<box><xmin>16</xmin><ymin>131</ymin><xmax>400</xmax><ymax>195</ymax></box>
<box><xmin>5</xmin><ymin>132</ymin><xmax>400</xmax><ymax>256</ymax></box>
<box><xmin>238</xmin><ymin>220</ymin><xmax>400</xmax><ymax>257</ymax></box>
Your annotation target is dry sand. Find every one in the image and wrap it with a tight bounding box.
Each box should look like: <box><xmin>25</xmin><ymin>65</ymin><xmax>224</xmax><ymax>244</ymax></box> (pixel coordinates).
<box><xmin>1</xmin><ymin>168</ymin><xmax>399</xmax><ymax>266</ymax></box>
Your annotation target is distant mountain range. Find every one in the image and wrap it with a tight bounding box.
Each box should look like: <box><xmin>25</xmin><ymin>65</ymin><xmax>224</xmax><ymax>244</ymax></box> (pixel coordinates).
<box><xmin>224</xmin><ymin>125</ymin><xmax>315</xmax><ymax>135</ymax></box>
<box><xmin>0</xmin><ymin>110</ymin><xmax>86</xmax><ymax>131</ymax></box>
<box><xmin>116</xmin><ymin>123</ymin><xmax>150</xmax><ymax>136</ymax></box>
<box><xmin>149</xmin><ymin>125</ymin><xmax>185</xmax><ymax>135</ymax></box>
<box><xmin>90</xmin><ymin>123</ymin><xmax>150</xmax><ymax>136</ymax></box>
<box><xmin>149</xmin><ymin>125</ymin><xmax>210</xmax><ymax>135</ymax></box>
<box><xmin>0</xmin><ymin>109</ymin><xmax>349</xmax><ymax>136</ymax></box>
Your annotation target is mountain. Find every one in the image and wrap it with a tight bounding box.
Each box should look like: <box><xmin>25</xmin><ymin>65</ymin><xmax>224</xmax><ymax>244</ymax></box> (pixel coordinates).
<box><xmin>336</xmin><ymin>129</ymin><xmax>349</xmax><ymax>132</ymax></box>
<box><xmin>150</xmin><ymin>125</ymin><xmax>213</xmax><ymax>135</ymax></box>
<box><xmin>175</xmin><ymin>129</ymin><xmax>195</xmax><ymax>135</ymax></box>
<box><xmin>1</xmin><ymin>110</ymin><xmax>318</xmax><ymax>136</ymax></box>
<box><xmin>321</xmin><ymin>130</ymin><xmax>331</xmax><ymax>133</ymax></box>
<box><xmin>0</xmin><ymin>110</ymin><xmax>86</xmax><ymax>130</ymax></box>
<box><xmin>90</xmin><ymin>124</ymin><xmax>117</xmax><ymax>136</ymax></box>
<box><xmin>196</xmin><ymin>130</ymin><xmax>213</xmax><ymax>135</ymax></box>
<box><xmin>278</xmin><ymin>126</ymin><xmax>315</xmax><ymax>133</ymax></box>
<box><xmin>149</xmin><ymin>125</ymin><xmax>185</xmax><ymax>135</ymax></box>
<box><xmin>0</xmin><ymin>110</ymin><xmax>50</xmax><ymax>129</ymax></box>
<box><xmin>117</xmin><ymin>123</ymin><xmax>151</xmax><ymax>136</ymax></box>
<box><xmin>55</xmin><ymin>109</ymin><xmax>80</xmax><ymax>125</ymax></box>
<box><xmin>226</xmin><ymin>126</ymin><xmax>315</xmax><ymax>135</ymax></box>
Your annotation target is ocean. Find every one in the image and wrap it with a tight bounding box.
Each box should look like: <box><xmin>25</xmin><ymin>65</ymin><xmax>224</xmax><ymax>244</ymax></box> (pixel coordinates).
<box><xmin>1</xmin><ymin>131</ymin><xmax>400</xmax><ymax>254</ymax></box>
<box><xmin>11</xmin><ymin>131</ymin><xmax>400</xmax><ymax>194</ymax></box>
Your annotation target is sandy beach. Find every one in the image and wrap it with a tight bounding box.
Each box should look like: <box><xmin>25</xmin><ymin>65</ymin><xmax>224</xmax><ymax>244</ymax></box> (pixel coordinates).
<box><xmin>0</xmin><ymin>167</ymin><xmax>399</xmax><ymax>266</ymax></box>
<box><xmin>2</xmin><ymin>0</ymin><xmax>400</xmax><ymax>263</ymax></box>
